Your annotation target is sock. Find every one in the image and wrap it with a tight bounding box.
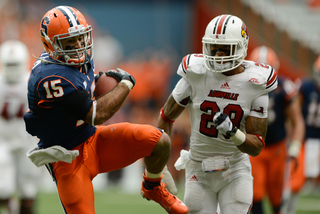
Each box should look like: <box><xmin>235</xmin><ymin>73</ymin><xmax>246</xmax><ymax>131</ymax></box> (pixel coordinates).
<box><xmin>144</xmin><ymin>179</ymin><xmax>161</xmax><ymax>190</ymax></box>
<box><xmin>143</xmin><ymin>169</ymin><xmax>162</xmax><ymax>190</ymax></box>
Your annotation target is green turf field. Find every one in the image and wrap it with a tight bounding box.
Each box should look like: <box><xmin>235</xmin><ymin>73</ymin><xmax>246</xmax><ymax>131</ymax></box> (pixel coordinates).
<box><xmin>36</xmin><ymin>189</ymin><xmax>179</xmax><ymax>214</ymax></box>
<box><xmin>35</xmin><ymin>189</ymin><xmax>320</xmax><ymax>214</ymax></box>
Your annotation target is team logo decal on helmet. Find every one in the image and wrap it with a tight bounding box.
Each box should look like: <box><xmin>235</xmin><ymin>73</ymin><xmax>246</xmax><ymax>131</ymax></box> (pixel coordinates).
<box><xmin>40</xmin><ymin>16</ymin><xmax>50</xmax><ymax>39</ymax></box>
<box><xmin>241</xmin><ymin>23</ymin><xmax>248</xmax><ymax>39</ymax></box>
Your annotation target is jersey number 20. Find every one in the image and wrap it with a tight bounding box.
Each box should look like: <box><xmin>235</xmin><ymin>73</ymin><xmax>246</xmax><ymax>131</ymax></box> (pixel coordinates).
<box><xmin>200</xmin><ymin>101</ymin><xmax>243</xmax><ymax>138</ymax></box>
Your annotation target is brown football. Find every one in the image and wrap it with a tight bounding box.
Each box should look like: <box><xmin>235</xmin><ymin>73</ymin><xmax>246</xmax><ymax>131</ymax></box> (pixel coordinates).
<box><xmin>94</xmin><ymin>73</ymin><xmax>119</xmax><ymax>99</ymax></box>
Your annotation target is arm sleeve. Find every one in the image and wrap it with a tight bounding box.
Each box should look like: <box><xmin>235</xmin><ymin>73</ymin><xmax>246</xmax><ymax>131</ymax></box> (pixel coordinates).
<box><xmin>54</xmin><ymin>90</ymin><xmax>93</xmax><ymax>120</ymax></box>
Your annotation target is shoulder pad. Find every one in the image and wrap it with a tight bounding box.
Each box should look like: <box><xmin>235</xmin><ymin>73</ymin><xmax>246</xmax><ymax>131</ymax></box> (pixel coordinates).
<box><xmin>243</xmin><ymin>60</ymin><xmax>278</xmax><ymax>93</ymax></box>
<box><xmin>177</xmin><ymin>54</ymin><xmax>206</xmax><ymax>78</ymax></box>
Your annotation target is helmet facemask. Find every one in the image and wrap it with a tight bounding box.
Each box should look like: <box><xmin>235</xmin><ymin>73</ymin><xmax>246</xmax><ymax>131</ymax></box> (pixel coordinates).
<box><xmin>51</xmin><ymin>25</ymin><xmax>93</xmax><ymax>66</ymax></box>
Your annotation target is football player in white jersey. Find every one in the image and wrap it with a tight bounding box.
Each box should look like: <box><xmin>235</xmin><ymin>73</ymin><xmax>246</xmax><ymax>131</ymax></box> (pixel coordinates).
<box><xmin>157</xmin><ymin>14</ymin><xmax>278</xmax><ymax>214</ymax></box>
<box><xmin>0</xmin><ymin>40</ymin><xmax>41</xmax><ymax>214</ymax></box>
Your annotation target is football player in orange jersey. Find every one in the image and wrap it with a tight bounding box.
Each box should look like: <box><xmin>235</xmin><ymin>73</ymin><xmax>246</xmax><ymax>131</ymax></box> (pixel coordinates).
<box><xmin>157</xmin><ymin>15</ymin><xmax>277</xmax><ymax>214</ymax></box>
<box><xmin>248</xmin><ymin>46</ymin><xmax>305</xmax><ymax>214</ymax></box>
<box><xmin>24</xmin><ymin>6</ymin><xmax>188</xmax><ymax>214</ymax></box>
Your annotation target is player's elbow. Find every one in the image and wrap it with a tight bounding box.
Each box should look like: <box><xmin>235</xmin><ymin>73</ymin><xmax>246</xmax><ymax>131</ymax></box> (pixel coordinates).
<box><xmin>238</xmin><ymin>142</ymin><xmax>263</xmax><ymax>157</ymax></box>
<box><xmin>250</xmin><ymin>147</ymin><xmax>262</xmax><ymax>157</ymax></box>
<box><xmin>249</xmin><ymin>143</ymin><xmax>263</xmax><ymax>157</ymax></box>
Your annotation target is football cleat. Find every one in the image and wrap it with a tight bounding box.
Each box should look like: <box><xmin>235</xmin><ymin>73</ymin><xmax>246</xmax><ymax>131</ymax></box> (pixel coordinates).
<box><xmin>140</xmin><ymin>174</ymin><xmax>189</xmax><ymax>214</ymax></box>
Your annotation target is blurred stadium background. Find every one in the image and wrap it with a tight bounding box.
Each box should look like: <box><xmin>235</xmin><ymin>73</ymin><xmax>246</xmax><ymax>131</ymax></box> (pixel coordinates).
<box><xmin>1</xmin><ymin>0</ymin><xmax>320</xmax><ymax>213</ymax></box>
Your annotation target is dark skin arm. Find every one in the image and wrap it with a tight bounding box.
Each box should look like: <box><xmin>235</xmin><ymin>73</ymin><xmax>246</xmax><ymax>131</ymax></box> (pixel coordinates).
<box><xmin>157</xmin><ymin>94</ymin><xmax>266</xmax><ymax>157</ymax></box>
<box><xmin>240</xmin><ymin>116</ymin><xmax>267</xmax><ymax>157</ymax></box>
<box><xmin>85</xmin><ymin>82</ymin><xmax>130</xmax><ymax>125</ymax></box>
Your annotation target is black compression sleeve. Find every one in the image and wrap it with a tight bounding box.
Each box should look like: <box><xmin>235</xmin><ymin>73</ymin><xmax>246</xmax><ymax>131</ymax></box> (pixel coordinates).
<box><xmin>55</xmin><ymin>90</ymin><xmax>93</xmax><ymax>120</ymax></box>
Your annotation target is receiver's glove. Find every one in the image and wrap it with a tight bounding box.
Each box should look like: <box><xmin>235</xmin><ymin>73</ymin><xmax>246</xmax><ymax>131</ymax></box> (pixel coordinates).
<box><xmin>94</xmin><ymin>71</ymin><xmax>104</xmax><ymax>83</ymax></box>
<box><xmin>213</xmin><ymin>112</ymin><xmax>237</xmax><ymax>137</ymax></box>
<box><xmin>105</xmin><ymin>68</ymin><xmax>135</xmax><ymax>89</ymax></box>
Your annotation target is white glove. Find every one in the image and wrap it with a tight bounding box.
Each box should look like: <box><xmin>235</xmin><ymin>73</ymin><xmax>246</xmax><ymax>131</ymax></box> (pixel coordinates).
<box><xmin>213</xmin><ymin>112</ymin><xmax>236</xmax><ymax>136</ymax></box>
<box><xmin>162</xmin><ymin>165</ymin><xmax>178</xmax><ymax>195</ymax></box>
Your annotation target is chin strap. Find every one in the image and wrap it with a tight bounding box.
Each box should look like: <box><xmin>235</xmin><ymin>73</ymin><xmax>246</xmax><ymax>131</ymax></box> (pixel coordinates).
<box><xmin>32</xmin><ymin>54</ymin><xmax>63</xmax><ymax>65</ymax></box>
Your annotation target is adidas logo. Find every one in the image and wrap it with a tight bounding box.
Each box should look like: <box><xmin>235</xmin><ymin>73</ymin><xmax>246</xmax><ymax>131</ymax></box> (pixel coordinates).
<box><xmin>220</xmin><ymin>82</ymin><xmax>230</xmax><ymax>89</ymax></box>
<box><xmin>189</xmin><ymin>175</ymin><xmax>198</xmax><ymax>181</ymax></box>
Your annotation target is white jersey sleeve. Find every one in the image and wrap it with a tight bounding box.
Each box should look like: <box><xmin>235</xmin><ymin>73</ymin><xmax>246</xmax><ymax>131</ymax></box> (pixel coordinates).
<box><xmin>249</xmin><ymin>93</ymin><xmax>269</xmax><ymax>118</ymax></box>
<box><xmin>172</xmin><ymin>77</ymin><xmax>192</xmax><ymax>107</ymax></box>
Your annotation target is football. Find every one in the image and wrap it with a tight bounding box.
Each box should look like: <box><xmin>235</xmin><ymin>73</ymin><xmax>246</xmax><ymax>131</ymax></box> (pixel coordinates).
<box><xmin>94</xmin><ymin>73</ymin><xmax>119</xmax><ymax>99</ymax></box>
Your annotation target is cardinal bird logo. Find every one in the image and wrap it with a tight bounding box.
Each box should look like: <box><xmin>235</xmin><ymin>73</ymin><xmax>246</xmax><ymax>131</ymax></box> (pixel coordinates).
<box><xmin>241</xmin><ymin>22</ymin><xmax>248</xmax><ymax>39</ymax></box>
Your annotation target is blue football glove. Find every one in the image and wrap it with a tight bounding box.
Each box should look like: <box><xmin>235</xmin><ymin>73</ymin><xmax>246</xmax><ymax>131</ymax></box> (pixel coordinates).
<box><xmin>213</xmin><ymin>112</ymin><xmax>237</xmax><ymax>137</ymax></box>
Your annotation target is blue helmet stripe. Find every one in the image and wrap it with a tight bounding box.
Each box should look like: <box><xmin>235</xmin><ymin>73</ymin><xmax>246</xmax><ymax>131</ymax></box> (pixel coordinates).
<box><xmin>56</xmin><ymin>6</ymin><xmax>80</xmax><ymax>27</ymax></box>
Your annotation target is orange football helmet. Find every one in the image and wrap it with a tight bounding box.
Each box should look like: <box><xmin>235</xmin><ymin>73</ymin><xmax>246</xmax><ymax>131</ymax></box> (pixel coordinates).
<box><xmin>248</xmin><ymin>46</ymin><xmax>280</xmax><ymax>71</ymax></box>
<box><xmin>39</xmin><ymin>6</ymin><xmax>93</xmax><ymax>66</ymax></box>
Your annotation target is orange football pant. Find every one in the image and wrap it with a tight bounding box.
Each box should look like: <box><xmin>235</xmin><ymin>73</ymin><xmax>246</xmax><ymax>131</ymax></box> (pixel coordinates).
<box><xmin>51</xmin><ymin>123</ymin><xmax>162</xmax><ymax>214</ymax></box>
<box><xmin>250</xmin><ymin>140</ymin><xmax>286</xmax><ymax>208</ymax></box>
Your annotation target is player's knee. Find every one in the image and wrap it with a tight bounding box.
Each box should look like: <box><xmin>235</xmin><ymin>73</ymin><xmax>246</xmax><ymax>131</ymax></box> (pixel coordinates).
<box><xmin>154</xmin><ymin>132</ymin><xmax>171</xmax><ymax>154</ymax></box>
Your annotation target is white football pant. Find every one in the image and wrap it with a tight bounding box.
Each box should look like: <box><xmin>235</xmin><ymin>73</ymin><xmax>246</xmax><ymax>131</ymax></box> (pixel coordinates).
<box><xmin>183</xmin><ymin>156</ymin><xmax>253</xmax><ymax>214</ymax></box>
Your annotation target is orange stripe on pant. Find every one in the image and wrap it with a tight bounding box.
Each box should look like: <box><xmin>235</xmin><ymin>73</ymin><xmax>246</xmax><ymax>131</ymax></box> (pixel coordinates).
<box><xmin>51</xmin><ymin>123</ymin><xmax>162</xmax><ymax>214</ymax></box>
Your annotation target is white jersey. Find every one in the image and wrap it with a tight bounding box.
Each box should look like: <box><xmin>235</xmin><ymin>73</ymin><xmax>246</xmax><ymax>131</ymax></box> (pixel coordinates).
<box><xmin>172</xmin><ymin>54</ymin><xmax>277</xmax><ymax>161</ymax></box>
<box><xmin>0</xmin><ymin>72</ymin><xmax>37</xmax><ymax>149</ymax></box>
<box><xmin>0</xmin><ymin>71</ymin><xmax>42</xmax><ymax>199</ymax></box>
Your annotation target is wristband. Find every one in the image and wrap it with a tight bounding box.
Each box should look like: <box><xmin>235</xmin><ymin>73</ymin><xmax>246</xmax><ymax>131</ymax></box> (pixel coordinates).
<box><xmin>120</xmin><ymin>79</ymin><xmax>133</xmax><ymax>90</ymax></box>
<box><xmin>160</xmin><ymin>108</ymin><xmax>175</xmax><ymax>123</ymax></box>
<box><xmin>254</xmin><ymin>134</ymin><xmax>265</xmax><ymax>147</ymax></box>
<box><xmin>230</xmin><ymin>129</ymin><xmax>246</xmax><ymax>146</ymax></box>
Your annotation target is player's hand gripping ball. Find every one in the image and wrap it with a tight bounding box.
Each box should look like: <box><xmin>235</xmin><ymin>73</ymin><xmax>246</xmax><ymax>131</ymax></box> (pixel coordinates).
<box><xmin>94</xmin><ymin>70</ymin><xmax>119</xmax><ymax>99</ymax></box>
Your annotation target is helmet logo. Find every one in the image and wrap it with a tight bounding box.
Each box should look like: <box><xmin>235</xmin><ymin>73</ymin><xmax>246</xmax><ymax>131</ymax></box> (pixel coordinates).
<box><xmin>40</xmin><ymin>16</ymin><xmax>51</xmax><ymax>37</ymax></box>
<box><xmin>241</xmin><ymin>23</ymin><xmax>248</xmax><ymax>39</ymax></box>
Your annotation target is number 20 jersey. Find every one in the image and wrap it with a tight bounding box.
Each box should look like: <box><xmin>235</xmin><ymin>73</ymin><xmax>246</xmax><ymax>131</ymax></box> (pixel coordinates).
<box><xmin>172</xmin><ymin>54</ymin><xmax>278</xmax><ymax>161</ymax></box>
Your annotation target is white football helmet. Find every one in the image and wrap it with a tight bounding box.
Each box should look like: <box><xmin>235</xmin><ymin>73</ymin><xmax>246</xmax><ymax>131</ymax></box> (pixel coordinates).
<box><xmin>202</xmin><ymin>14</ymin><xmax>249</xmax><ymax>73</ymax></box>
<box><xmin>313</xmin><ymin>55</ymin><xmax>320</xmax><ymax>87</ymax></box>
<box><xmin>248</xmin><ymin>46</ymin><xmax>280</xmax><ymax>71</ymax></box>
<box><xmin>0</xmin><ymin>40</ymin><xmax>29</xmax><ymax>83</ymax></box>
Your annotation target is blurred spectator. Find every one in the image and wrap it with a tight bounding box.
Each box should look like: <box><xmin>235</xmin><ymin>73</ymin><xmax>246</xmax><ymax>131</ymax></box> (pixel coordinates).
<box><xmin>298</xmin><ymin>55</ymin><xmax>320</xmax><ymax>198</ymax></box>
<box><xmin>248</xmin><ymin>46</ymin><xmax>305</xmax><ymax>214</ymax></box>
<box><xmin>119</xmin><ymin>48</ymin><xmax>175</xmax><ymax>110</ymax></box>
<box><xmin>0</xmin><ymin>40</ymin><xmax>42</xmax><ymax>214</ymax></box>
<box><xmin>94</xmin><ymin>29</ymin><xmax>124</xmax><ymax>72</ymax></box>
